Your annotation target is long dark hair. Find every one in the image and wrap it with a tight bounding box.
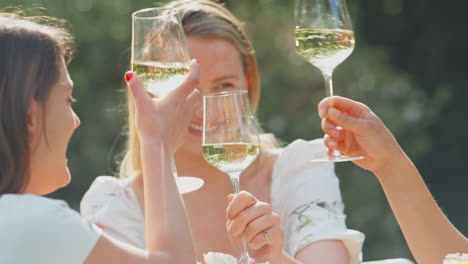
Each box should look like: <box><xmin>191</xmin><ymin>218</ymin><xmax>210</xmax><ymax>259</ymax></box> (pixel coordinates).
<box><xmin>0</xmin><ymin>11</ymin><xmax>75</xmax><ymax>194</ymax></box>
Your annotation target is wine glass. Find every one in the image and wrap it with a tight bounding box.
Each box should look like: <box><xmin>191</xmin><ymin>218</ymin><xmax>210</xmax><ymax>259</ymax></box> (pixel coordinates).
<box><xmin>295</xmin><ymin>0</ymin><xmax>363</xmax><ymax>162</ymax></box>
<box><xmin>131</xmin><ymin>7</ymin><xmax>190</xmax><ymax>98</ymax></box>
<box><xmin>132</xmin><ymin>7</ymin><xmax>203</xmax><ymax>192</ymax></box>
<box><xmin>202</xmin><ymin>91</ymin><xmax>261</xmax><ymax>264</ymax></box>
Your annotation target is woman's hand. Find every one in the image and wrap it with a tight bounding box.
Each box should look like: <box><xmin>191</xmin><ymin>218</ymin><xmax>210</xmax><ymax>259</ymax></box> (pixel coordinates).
<box><xmin>318</xmin><ymin>96</ymin><xmax>406</xmax><ymax>174</ymax></box>
<box><xmin>125</xmin><ymin>60</ymin><xmax>201</xmax><ymax>152</ymax></box>
<box><xmin>226</xmin><ymin>191</ymin><xmax>284</xmax><ymax>263</ymax></box>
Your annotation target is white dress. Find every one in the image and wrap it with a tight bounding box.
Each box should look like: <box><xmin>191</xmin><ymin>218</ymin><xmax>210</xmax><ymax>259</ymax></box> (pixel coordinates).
<box><xmin>80</xmin><ymin>139</ymin><xmax>364</xmax><ymax>263</ymax></box>
<box><xmin>0</xmin><ymin>194</ymin><xmax>101</xmax><ymax>264</ymax></box>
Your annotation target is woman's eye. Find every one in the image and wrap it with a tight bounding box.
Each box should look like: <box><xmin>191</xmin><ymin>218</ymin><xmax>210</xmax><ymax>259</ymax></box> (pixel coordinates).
<box><xmin>217</xmin><ymin>83</ymin><xmax>234</xmax><ymax>90</ymax></box>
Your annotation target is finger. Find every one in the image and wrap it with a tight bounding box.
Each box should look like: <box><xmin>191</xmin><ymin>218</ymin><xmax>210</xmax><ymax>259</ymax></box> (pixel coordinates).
<box><xmin>341</xmin><ymin>128</ymin><xmax>357</xmax><ymax>155</ymax></box>
<box><xmin>125</xmin><ymin>72</ymin><xmax>151</xmax><ymax>108</ymax></box>
<box><xmin>318</xmin><ymin>97</ymin><xmax>330</xmax><ymax>119</ymax></box>
<box><xmin>226</xmin><ymin>191</ymin><xmax>257</xmax><ymax>219</ymax></box>
<box><xmin>327</xmin><ymin>108</ymin><xmax>368</xmax><ymax>135</ymax></box>
<box><xmin>227</xmin><ymin>193</ymin><xmax>235</xmax><ymax>204</ymax></box>
<box><xmin>227</xmin><ymin>202</ymin><xmax>273</xmax><ymax>237</ymax></box>
<box><xmin>185</xmin><ymin>88</ymin><xmax>202</xmax><ymax>111</ymax></box>
<box><xmin>323</xmin><ymin>135</ymin><xmax>340</xmax><ymax>155</ymax></box>
<box><xmin>244</xmin><ymin>214</ymin><xmax>278</xmax><ymax>244</ymax></box>
<box><xmin>248</xmin><ymin>227</ymin><xmax>278</xmax><ymax>251</ymax></box>
<box><xmin>319</xmin><ymin>96</ymin><xmax>369</xmax><ymax>118</ymax></box>
<box><xmin>171</xmin><ymin>59</ymin><xmax>200</xmax><ymax>99</ymax></box>
<box><xmin>321</xmin><ymin>117</ymin><xmax>343</xmax><ymax>141</ymax></box>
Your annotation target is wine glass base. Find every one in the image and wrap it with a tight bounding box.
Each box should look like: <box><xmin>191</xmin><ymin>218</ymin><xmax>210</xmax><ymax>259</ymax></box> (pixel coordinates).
<box><xmin>309</xmin><ymin>155</ymin><xmax>364</xmax><ymax>163</ymax></box>
<box><xmin>175</xmin><ymin>177</ymin><xmax>204</xmax><ymax>194</ymax></box>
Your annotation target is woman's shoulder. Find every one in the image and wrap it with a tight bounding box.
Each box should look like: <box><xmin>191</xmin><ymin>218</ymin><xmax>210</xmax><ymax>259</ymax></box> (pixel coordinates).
<box><xmin>0</xmin><ymin>194</ymin><xmax>70</xmax><ymax>223</ymax></box>
<box><xmin>80</xmin><ymin>176</ymin><xmax>141</xmax><ymax>224</ymax></box>
<box><xmin>270</xmin><ymin>139</ymin><xmax>335</xmax><ymax>194</ymax></box>
<box><xmin>0</xmin><ymin>194</ymin><xmax>101</xmax><ymax>263</ymax></box>
<box><xmin>88</xmin><ymin>175</ymin><xmax>131</xmax><ymax>189</ymax></box>
<box><xmin>80</xmin><ymin>176</ymin><xmax>144</xmax><ymax>248</ymax></box>
<box><xmin>81</xmin><ymin>176</ymin><xmax>133</xmax><ymax>204</ymax></box>
<box><xmin>0</xmin><ymin>194</ymin><xmax>99</xmax><ymax>241</ymax></box>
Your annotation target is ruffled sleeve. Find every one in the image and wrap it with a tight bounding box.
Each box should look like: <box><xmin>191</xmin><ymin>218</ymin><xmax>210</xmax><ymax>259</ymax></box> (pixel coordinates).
<box><xmin>270</xmin><ymin>139</ymin><xmax>364</xmax><ymax>264</ymax></box>
<box><xmin>80</xmin><ymin>176</ymin><xmax>146</xmax><ymax>248</ymax></box>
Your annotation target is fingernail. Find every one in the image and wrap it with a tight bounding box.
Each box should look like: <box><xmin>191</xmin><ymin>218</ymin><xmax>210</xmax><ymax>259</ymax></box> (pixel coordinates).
<box><xmin>319</xmin><ymin>109</ymin><xmax>325</xmax><ymax>118</ymax></box>
<box><xmin>125</xmin><ymin>72</ymin><xmax>133</xmax><ymax>82</ymax></box>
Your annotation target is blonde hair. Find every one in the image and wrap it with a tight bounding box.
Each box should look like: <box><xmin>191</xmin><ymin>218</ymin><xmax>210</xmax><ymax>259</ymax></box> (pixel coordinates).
<box><xmin>119</xmin><ymin>0</ymin><xmax>279</xmax><ymax>178</ymax></box>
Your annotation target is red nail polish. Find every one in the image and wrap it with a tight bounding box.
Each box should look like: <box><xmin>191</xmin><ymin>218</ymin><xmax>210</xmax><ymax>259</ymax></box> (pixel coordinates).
<box><xmin>125</xmin><ymin>72</ymin><xmax>133</xmax><ymax>82</ymax></box>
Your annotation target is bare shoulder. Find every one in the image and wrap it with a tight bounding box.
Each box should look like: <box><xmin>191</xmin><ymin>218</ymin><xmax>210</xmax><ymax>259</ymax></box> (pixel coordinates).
<box><xmin>260</xmin><ymin>147</ymin><xmax>282</xmax><ymax>168</ymax></box>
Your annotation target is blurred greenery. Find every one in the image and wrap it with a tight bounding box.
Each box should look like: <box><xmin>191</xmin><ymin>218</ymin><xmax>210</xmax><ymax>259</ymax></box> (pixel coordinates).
<box><xmin>2</xmin><ymin>0</ymin><xmax>467</xmax><ymax>261</ymax></box>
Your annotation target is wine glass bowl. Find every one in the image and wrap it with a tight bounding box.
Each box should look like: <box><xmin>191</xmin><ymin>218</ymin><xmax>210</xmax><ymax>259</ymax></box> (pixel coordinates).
<box><xmin>295</xmin><ymin>28</ymin><xmax>355</xmax><ymax>74</ymax></box>
<box><xmin>131</xmin><ymin>7</ymin><xmax>190</xmax><ymax>98</ymax></box>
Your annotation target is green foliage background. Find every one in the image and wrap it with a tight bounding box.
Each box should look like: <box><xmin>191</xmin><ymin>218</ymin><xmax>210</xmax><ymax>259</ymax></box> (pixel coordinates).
<box><xmin>2</xmin><ymin>0</ymin><xmax>467</xmax><ymax>261</ymax></box>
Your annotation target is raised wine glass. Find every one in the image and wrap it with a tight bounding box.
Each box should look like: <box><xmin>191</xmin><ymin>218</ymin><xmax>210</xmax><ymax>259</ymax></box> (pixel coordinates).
<box><xmin>131</xmin><ymin>7</ymin><xmax>203</xmax><ymax>192</ymax></box>
<box><xmin>132</xmin><ymin>7</ymin><xmax>190</xmax><ymax>98</ymax></box>
<box><xmin>202</xmin><ymin>91</ymin><xmax>261</xmax><ymax>264</ymax></box>
<box><xmin>295</xmin><ymin>0</ymin><xmax>363</xmax><ymax>162</ymax></box>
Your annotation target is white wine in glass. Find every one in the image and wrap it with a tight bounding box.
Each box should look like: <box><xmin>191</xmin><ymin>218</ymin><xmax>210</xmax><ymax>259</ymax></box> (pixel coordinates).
<box><xmin>202</xmin><ymin>91</ymin><xmax>261</xmax><ymax>264</ymax></box>
<box><xmin>131</xmin><ymin>7</ymin><xmax>190</xmax><ymax>98</ymax></box>
<box><xmin>202</xmin><ymin>143</ymin><xmax>260</xmax><ymax>175</ymax></box>
<box><xmin>295</xmin><ymin>0</ymin><xmax>363</xmax><ymax>162</ymax></box>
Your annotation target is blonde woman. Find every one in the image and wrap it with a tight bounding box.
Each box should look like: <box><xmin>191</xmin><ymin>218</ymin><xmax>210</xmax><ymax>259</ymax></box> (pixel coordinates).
<box><xmin>81</xmin><ymin>1</ymin><xmax>364</xmax><ymax>263</ymax></box>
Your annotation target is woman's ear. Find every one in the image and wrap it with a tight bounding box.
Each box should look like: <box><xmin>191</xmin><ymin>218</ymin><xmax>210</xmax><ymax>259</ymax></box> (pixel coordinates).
<box><xmin>27</xmin><ymin>100</ymin><xmax>40</xmax><ymax>145</ymax></box>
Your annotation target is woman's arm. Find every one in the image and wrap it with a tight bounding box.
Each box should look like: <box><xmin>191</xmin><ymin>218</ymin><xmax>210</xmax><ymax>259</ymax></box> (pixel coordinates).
<box><xmin>85</xmin><ymin>61</ymin><xmax>201</xmax><ymax>264</ymax></box>
<box><xmin>294</xmin><ymin>240</ymin><xmax>350</xmax><ymax>264</ymax></box>
<box><xmin>375</xmin><ymin>154</ymin><xmax>467</xmax><ymax>264</ymax></box>
<box><xmin>226</xmin><ymin>192</ymin><xmax>351</xmax><ymax>264</ymax></box>
<box><xmin>319</xmin><ymin>96</ymin><xmax>468</xmax><ymax>264</ymax></box>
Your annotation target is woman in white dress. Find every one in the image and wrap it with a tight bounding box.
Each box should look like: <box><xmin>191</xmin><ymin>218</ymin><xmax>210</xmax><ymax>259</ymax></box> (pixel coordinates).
<box><xmin>318</xmin><ymin>96</ymin><xmax>468</xmax><ymax>264</ymax></box>
<box><xmin>81</xmin><ymin>1</ymin><xmax>364</xmax><ymax>263</ymax></box>
<box><xmin>0</xmin><ymin>13</ymin><xmax>201</xmax><ymax>264</ymax></box>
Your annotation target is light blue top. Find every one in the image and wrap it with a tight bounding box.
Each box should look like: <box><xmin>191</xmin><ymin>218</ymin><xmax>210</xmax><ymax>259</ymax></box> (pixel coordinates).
<box><xmin>0</xmin><ymin>194</ymin><xmax>101</xmax><ymax>264</ymax></box>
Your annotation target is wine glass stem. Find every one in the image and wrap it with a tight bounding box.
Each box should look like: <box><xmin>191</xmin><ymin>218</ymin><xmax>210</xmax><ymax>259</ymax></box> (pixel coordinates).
<box><xmin>321</xmin><ymin>70</ymin><xmax>341</xmax><ymax>158</ymax></box>
<box><xmin>230</xmin><ymin>172</ymin><xmax>252</xmax><ymax>263</ymax></box>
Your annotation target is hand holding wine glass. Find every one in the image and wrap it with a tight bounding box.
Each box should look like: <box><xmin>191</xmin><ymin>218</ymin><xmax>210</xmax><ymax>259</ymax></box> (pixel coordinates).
<box><xmin>202</xmin><ymin>90</ymin><xmax>261</xmax><ymax>264</ymax></box>
<box><xmin>131</xmin><ymin>7</ymin><xmax>203</xmax><ymax>190</ymax></box>
<box><xmin>295</xmin><ymin>0</ymin><xmax>363</xmax><ymax>162</ymax></box>
<box><xmin>125</xmin><ymin>61</ymin><xmax>201</xmax><ymax>151</ymax></box>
